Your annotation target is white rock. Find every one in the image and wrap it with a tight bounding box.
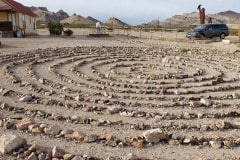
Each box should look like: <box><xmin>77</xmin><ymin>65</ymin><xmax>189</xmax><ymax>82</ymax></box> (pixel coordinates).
<box><xmin>143</xmin><ymin>128</ymin><xmax>166</xmax><ymax>143</ymax></box>
<box><xmin>19</xmin><ymin>95</ymin><xmax>32</xmax><ymax>102</ymax></box>
<box><xmin>209</xmin><ymin>141</ymin><xmax>222</xmax><ymax>149</ymax></box>
<box><xmin>107</xmin><ymin>105</ymin><xmax>122</xmax><ymax>114</ymax></box>
<box><xmin>71</xmin><ymin>115</ymin><xmax>81</xmax><ymax>121</ymax></box>
<box><xmin>38</xmin><ymin>78</ymin><xmax>45</xmax><ymax>84</ymax></box>
<box><xmin>175</xmin><ymin>56</ymin><xmax>181</xmax><ymax>60</ymax></box>
<box><xmin>62</xmin><ymin>87</ymin><xmax>70</xmax><ymax>92</ymax></box>
<box><xmin>143</xmin><ymin>79</ymin><xmax>148</xmax><ymax>84</ymax></box>
<box><xmin>174</xmin><ymin>89</ymin><xmax>180</xmax><ymax>95</ymax></box>
<box><xmin>222</xmin><ymin>39</ymin><xmax>230</xmax><ymax>44</ymax></box>
<box><xmin>200</xmin><ymin>98</ymin><xmax>212</xmax><ymax>107</ymax></box>
<box><xmin>124</xmin><ymin>153</ymin><xmax>139</xmax><ymax>160</ymax></box>
<box><xmin>119</xmin><ymin>111</ymin><xmax>134</xmax><ymax>117</ymax></box>
<box><xmin>128</xmin><ymin>79</ymin><xmax>133</xmax><ymax>84</ymax></box>
<box><xmin>103</xmin><ymin>92</ymin><xmax>108</xmax><ymax>97</ymax></box>
<box><xmin>162</xmin><ymin>57</ymin><xmax>170</xmax><ymax>63</ymax></box>
<box><xmin>0</xmin><ymin>134</ymin><xmax>26</xmax><ymax>154</ymax></box>
<box><xmin>75</xmin><ymin>95</ymin><xmax>83</xmax><ymax>101</ymax></box>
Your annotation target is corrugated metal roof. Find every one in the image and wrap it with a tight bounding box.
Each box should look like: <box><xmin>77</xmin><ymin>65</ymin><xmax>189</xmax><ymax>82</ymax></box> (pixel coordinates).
<box><xmin>3</xmin><ymin>0</ymin><xmax>37</xmax><ymax>17</ymax></box>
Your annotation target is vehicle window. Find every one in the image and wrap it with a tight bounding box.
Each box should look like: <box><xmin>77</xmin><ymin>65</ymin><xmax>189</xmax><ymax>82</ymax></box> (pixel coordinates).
<box><xmin>194</xmin><ymin>25</ymin><xmax>206</xmax><ymax>30</ymax></box>
<box><xmin>213</xmin><ymin>24</ymin><xmax>226</xmax><ymax>29</ymax></box>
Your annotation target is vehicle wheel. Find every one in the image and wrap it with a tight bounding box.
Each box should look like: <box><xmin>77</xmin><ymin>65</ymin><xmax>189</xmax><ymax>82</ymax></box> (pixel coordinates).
<box><xmin>220</xmin><ymin>33</ymin><xmax>225</xmax><ymax>39</ymax></box>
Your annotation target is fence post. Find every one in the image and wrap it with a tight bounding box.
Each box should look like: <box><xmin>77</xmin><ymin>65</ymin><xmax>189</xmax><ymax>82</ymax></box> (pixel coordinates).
<box><xmin>238</xmin><ymin>25</ymin><xmax>240</xmax><ymax>41</ymax></box>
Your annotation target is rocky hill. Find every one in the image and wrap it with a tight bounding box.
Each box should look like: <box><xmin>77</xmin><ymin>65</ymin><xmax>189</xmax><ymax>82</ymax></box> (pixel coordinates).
<box><xmin>60</xmin><ymin>14</ymin><xmax>99</xmax><ymax>25</ymax></box>
<box><xmin>209</xmin><ymin>10</ymin><xmax>240</xmax><ymax>24</ymax></box>
<box><xmin>29</xmin><ymin>7</ymin><xmax>69</xmax><ymax>24</ymax></box>
<box><xmin>147</xmin><ymin>10</ymin><xmax>240</xmax><ymax>28</ymax></box>
<box><xmin>104</xmin><ymin>17</ymin><xmax>129</xmax><ymax>27</ymax></box>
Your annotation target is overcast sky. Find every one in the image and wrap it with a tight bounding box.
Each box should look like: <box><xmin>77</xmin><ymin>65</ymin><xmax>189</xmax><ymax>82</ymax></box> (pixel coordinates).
<box><xmin>17</xmin><ymin>0</ymin><xmax>240</xmax><ymax>25</ymax></box>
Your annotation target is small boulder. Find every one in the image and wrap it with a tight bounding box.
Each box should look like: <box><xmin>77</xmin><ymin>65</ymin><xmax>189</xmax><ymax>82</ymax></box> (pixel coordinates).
<box><xmin>84</xmin><ymin>134</ymin><xmax>98</xmax><ymax>143</ymax></box>
<box><xmin>107</xmin><ymin>105</ymin><xmax>122</xmax><ymax>114</ymax></box>
<box><xmin>64</xmin><ymin>131</ymin><xmax>86</xmax><ymax>141</ymax></box>
<box><xmin>63</xmin><ymin>153</ymin><xmax>74</xmax><ymax>160</ymax></box>
<box><xmin>200</xmin><ymin>98</ymin><xmax>212</xmax><ymax>107</ymax></box>
<box><xmin>19</xmin><ymin>95</ymin><xmax>32</xmax><ymax>102</ymax></box>
<box><xmin>16</xmin><ymin>118</ymin><xmax>35</xmax><ymax>130</ymax></box>
<box><xmin>52</xmin><ymin>146</ymin><xmax>65</xmax><ymax>158</ymax></box>
<box><xmin>232</xmin><ymin>92</ymin><xmax>240</xmax><ymax>99</ymax></box>
<box><xmin>44</xmin><ymin>124</ymin><xmax>61</xmax><ymax>135</ymax></box>
<box><xmin>0</xmin><ymin>134</ymin><xmax>27</xmax><ymax>154</ymax></box>
<box><xmin>209</xmin><ymin>141</ymin><xmax>222</xmax><ymax>149</ymax></box>
<box><xmin>143</xmin><ymin>128</ymin><xmax>166</xmax><ymax>143</ymax></box>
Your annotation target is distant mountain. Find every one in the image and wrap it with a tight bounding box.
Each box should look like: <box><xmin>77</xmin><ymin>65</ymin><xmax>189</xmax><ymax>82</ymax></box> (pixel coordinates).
<box><xmin>147</xmin><ymin>10</ymin><xmax>240</xmax><ymax>28</ymax></box>
<box><xmin>60</xmin><ymin>14</ymin><xmax>99</xmax><ymax>25</ymax></box>
<box><xmin>29</xmin><ymin>7</ymin><xmax>69</xmax><ymax>24</ymax></box>
<box><xmin>104</xmin><ymin>17</ymin><xmax>129</xmax><ymax>27</ymax></box>
<box><xmin>209</xmin><ymin>10</ymin><xmax>240</xmax><ymax>24</ymax></box>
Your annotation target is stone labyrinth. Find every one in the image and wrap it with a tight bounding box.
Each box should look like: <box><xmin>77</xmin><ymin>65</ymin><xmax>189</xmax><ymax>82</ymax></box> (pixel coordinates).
<box><xmin>1</xmin><ymin>46</ymin><xmax>240</xmax><ymax>159</ymax></box>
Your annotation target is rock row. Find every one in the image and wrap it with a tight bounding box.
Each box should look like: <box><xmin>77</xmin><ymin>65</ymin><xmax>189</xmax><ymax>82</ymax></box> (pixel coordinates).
<box><xmin>1</xmin><ymin>46</ymin><xmax>240</xmax><ymax>159</ymax></box>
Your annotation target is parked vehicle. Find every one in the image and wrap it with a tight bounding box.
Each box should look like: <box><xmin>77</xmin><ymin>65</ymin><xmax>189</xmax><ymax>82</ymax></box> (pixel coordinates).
<box><xmin>186</xmin><ymin>23</ymin><xmax>229</xmax><ymax>39</ymax></box>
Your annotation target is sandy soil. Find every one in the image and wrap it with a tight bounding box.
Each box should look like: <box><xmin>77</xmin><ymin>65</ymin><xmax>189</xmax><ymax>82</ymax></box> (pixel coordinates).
<box><xmin>0</xmin><ymin>28</ymin><xmax>240</xmax><ymax>160</ymax></box>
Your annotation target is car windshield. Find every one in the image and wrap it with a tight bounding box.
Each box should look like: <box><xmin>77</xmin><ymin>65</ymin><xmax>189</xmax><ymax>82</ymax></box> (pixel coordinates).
<box><xmin>194</xmin><ymin>25</ymin><xmax>206</xmax><ymax>30</ymax></box>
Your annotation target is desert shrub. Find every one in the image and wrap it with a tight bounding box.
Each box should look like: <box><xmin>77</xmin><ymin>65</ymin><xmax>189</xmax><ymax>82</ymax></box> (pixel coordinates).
<box><xmin>179</xmin><ymin>48</ymin><xmax>190</xmax><ymax>53</ymax></box>
<box><xmin>229</xmin><ymin>28</ymin><xmax>238</xmax><ymax>36</ymax></box>
<box><xmin>63</xmin><ymin>29</ymin><xmax>73</xmax><ymax>36</ymax></box>
<box><xmin>48</xmin><ymin>22</ymin><xmax>63</xmax><ymax>35</ymax></box>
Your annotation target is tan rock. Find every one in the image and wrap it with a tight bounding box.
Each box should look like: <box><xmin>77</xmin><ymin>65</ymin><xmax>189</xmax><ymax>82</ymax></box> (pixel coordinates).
<box><xmin>63</xmin><ymin>153</ymin><xmax>74</xmax><ymax>160</ymax></box>
<box><xmin>64</xmin><ymin>101</ymin><xmax>72</xmax><ymax>109</ymax></box>
<box><xmin>84</xmin><ymin>134</ymin><xmax>98</xmax><ymax>143</ymax></box>
<box><xmin>27</xmin><ymin>152</ymin><xmax>38</xmax><ymax>160</ymax></box>
<box><xmin>143</xmin><ymin>128</ymin><xmax>166</xmax><ymax>143</ymax></box>
<box><xmin>16</xmin><ymin>118</ymin><xmax>35</xmax><ymax>130</ymax></box>
<box><xmin>223</xmin><ymin>140</ymin><xmax>235</xmax><ymax>148</ymax></box>
<box><xmin>0</xmin><ymin>120</ymin><xmax>3</xmax><ymax>127</ymax></box>
<box><xmin>64</xmin><ymin>131</ymin><xmax>86</xmax><ymax>141</ymax></box>
<box><xmin>28</xmin><ymin>144</ymin><xmax>37</xmax><ymax>152</ymax></box>
<box><xmin>131</xmin><ymin>139</ymin><xmax>144</xmax><ymax>148</ymax></box>
<box><xmin>168</xmin><ymin>139</ymin><xmax>180</xmax><ymax>145</ymax></box>
<box><xmin>29</xmin><ymin>125</ymin><xmax>43</xmax><ymax>134</ymax></box>
<box><xmin>215</xmin><ymin>121</ymin><xmax>231</xmax><ymax>130</ymax></box>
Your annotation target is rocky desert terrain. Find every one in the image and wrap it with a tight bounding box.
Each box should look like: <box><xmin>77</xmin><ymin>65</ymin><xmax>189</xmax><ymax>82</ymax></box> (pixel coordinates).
<box><xmin>0</xmin><ymin>29</ymin><xmax>240</xmax><ymax>160</ymax></box>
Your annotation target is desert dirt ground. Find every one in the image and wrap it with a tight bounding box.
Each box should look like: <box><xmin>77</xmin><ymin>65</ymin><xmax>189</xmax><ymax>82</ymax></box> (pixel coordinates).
<box><xmin>1</xmin><ymin>28</ymin><xmax>240</xmax><ymax>160</ymax></box>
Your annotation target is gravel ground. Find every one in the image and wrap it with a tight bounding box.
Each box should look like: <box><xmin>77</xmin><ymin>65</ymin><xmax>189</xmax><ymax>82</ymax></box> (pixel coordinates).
<box><xmin>0</xmin><ymin>28</ymin><xmax>240</xmax><ymax>160</ymax></box>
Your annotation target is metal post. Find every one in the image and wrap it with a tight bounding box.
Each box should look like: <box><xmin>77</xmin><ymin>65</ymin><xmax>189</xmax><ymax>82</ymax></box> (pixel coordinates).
<box><xmin>239</xmin><ymin>25</ymin><xmax>240</xmax><ymax>41</ymax></box>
